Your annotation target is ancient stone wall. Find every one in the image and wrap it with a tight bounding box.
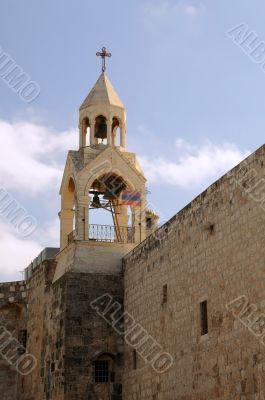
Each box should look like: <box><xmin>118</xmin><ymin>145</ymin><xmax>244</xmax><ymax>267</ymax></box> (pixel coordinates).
<box><xmin>62</xmin><ymin>272</ymin><xmax>123</xmax><ymax>400</ymax></box>
<box><xmin>14</xmin><ymin>261</ymin><xmax>123</xmax><ymax>400</ymax></box>
<box><xmin>123</xmin><ymin>145</ymin><xmax>265</xmax><ymax>399</ymax></box>
<box><xmin>17</xmin><ymin>259</ymin><xmax>61</xmax><ymax>400</ymax></box>
<box><xmin>0</xmin><ymin>281</ymin><xmax>27</xmax><ymax>400</ymax></box>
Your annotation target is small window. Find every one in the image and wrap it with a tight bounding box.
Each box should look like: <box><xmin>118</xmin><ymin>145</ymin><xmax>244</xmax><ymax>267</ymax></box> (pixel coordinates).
<box><xmin>133</xmin><ymin>349</ymin><xmax>137</xmax><ymax>370</ymax></box>
<box><xmin>200</xmin><ymin>300</ymin><xmax>208</xmax><ymax>336</ymax></box>
<box><xmin>146</xmin><ymin>217</ymin><xmax>152</xmax><ymax>229</ymax></box>
<box><xmin>95</xmin><ymin>360</ymin><xmax>109</xmax><ymax>383</ymax></box>
<box><xmin>162</xmin><ymin>284</ymin><xmax>168</xmax><ymax>304</ymax></box>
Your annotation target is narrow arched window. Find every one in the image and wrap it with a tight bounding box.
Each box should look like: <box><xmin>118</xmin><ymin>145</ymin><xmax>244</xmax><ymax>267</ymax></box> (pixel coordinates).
<box><xmin>95</xmin><ymin>115</ymin><xmax>107</xmax><ymax>143</ymax></box>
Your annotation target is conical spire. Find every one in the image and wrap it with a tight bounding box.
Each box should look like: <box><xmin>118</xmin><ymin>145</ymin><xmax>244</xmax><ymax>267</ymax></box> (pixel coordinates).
<box><xmin>80</xmin><ymin>72</ymin><xmax>124</xmax><ymax>110</ymax></box>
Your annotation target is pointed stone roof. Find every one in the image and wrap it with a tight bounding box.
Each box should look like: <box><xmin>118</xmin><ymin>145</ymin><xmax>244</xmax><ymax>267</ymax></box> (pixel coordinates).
<box><xmin>80</xmin><ymin>72</ymin><xmax>124</xmax><ymax>110</ymax></box>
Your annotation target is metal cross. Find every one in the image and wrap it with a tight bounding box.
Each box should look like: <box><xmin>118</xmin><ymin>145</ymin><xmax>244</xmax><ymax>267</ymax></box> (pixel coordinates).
<box><xmin>96</xmin><ymin>47</ymin><xmax>112</xmax><ymax>72</ymax></box>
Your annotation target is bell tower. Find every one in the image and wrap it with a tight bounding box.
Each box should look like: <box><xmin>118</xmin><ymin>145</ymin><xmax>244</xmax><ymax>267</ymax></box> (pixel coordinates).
<box><xmin>79</xmin><ymin>72</ymin><xmax>126</xmax><ymax>148</ymax></box>
<box><xmin>54</xmin><ymin>48</ymin><xmax>150</xmax><ymax>282</ymax></box>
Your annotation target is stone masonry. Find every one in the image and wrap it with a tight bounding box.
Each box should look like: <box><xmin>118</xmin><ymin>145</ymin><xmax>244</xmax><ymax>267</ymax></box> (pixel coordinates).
<box><xmin>1</xmin><ymin>69</ymin><xmax>265</xmax><ymax>400</ymax></box>
<box><xmin>123</xmin><ymin>144</ymin><xmax>265</xmax><ymax>400</ymax></box>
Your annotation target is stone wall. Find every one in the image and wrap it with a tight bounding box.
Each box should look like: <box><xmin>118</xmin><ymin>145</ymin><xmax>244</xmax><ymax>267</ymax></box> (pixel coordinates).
<box><xmin>14</xmin><ymin>258</ymin><xmax>124</xmax><ymax>400</ymax></box>
<box><xmin>63</xmin><ymin>272</ymin><xmax>123</xmax><ymax>400</ymax></box>
<box><xmin>0</xmin><ymin>281</ymin><xmax>27</xmax><ymax>400</ymax></box>
<box><xmin>123</xmin><ymin>145</ymin><xmax>265</xmax><ymax>399</ymax></box>
<box><xmin>17</xmin><ymin>259</ymin><xmax>60</xmax><ymax>400</ymax></box>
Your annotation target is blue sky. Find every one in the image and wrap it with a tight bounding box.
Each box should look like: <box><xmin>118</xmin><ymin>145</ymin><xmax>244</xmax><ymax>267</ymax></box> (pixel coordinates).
<box><xmin>0</xmin><ymin>0</ymin><xmax>265</xmax><ymax>281</ymax></box>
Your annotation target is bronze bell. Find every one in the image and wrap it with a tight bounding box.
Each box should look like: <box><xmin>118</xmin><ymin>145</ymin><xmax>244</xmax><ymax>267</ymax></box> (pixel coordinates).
<box><xmin>95</xmin><ymin>116</ymin><xmax>107</xmax><ymax>139</ymax></box>
<box><xmin>91</xmin><ymin>193</ymin><xmax>101</xmax><ymax>208</ymax></box>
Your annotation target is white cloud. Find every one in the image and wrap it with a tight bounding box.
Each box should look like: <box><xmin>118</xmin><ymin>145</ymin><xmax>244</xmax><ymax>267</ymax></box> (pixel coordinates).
<box><xmin>0</xmin><ymin>216</ymin><xmax>60</xmax><ymax>281</ymax></box>
<box><xmin>0</xmin><ymin>119</ymin><xmax>78</xmax><ymax>194</ymax></box>
<box><xmin>0</xmin><ymin>119</ymin><xmax>76</xmax><ymax>280</ymax></box>
<box><xmin>0</xmin><ymin>221</ymin><xmax>42</xmax><ymax>278</ymax></box>
<box><xmin>0</xmin><ymin>117</ymin><xmax>251</xmax><ymax>281</ymax></box>
<box><xmin>183</xmin><ymin>4</ymin><xmax>199</xmax><ymax>16</ymax></box>
<box><xmin>142</xmin><ymin>1</ymin><xmax>203</xmax><ymax>22</ymax></box>
<box><xmin>140</xmin><ymin>139</ymin><xmax>250</xmax><ymax>188</ymax></box>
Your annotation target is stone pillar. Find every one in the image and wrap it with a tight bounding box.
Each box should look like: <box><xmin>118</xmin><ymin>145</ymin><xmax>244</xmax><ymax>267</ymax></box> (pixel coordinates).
<box><xmin>107</xmin><ymin>117</ymin><xmax>112</xmax><ymax>146</ymax></box>
<box><xmin>59</xmin><ymin>209</ymin><xmax>75</xmax><ymax>249</ymax></box>
<box><xmin>133</xmin><ymin>193</ymin><xmax>146</xmax><ymax>244</ymax></box>
<box><xmin>76</xmin><ymin>195</ymin><xmax>89</xmax><ymax>241</ymax></box>
<box><xmin>120</xmin><ymin>124</ymin><xmax>126</xmax><ymax>148</ymax></box>
<box><xmin>79</xmin><ymin>123</ymin><xmax>83</xmax><ymax>149</ymax></box>
<box><xmin>90</xmin><ymin>115</ymin><xmax>96</xmax><ymax>145</ymax></box>
<box><xmin>113</xmin><ymin>199</ymin><xmax>128</xmax><ymax>242</ymax></box>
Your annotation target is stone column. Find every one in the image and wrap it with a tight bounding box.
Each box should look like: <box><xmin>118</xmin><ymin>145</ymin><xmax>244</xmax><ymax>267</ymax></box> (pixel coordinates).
<box><xmin>76</xmin><ymin>195</ymin><xmax>89</xmax><ymax>241</ymax></box>
<box><xmin>59</xmin><ymin>209</ymin><xmax>75</xmax><ymax>249</ymax></box>
<box><xmin>120</xmin><ymin>124</ymin><xmax>126</xmax><ymax>148</ymax></box>
<box><xmin>79</xmin><ymin>122</ymin><xmax>83</xmax><ymax>149</ymax></box>
<box><xmin>90</xmin><ymin>115</ymin><xmax>96</xmax><ymax>145</ymax></box>
<box><xmin>107</xmin><ymin>116</ymin><xmax>112</xmax><ymax>146</ymax></box>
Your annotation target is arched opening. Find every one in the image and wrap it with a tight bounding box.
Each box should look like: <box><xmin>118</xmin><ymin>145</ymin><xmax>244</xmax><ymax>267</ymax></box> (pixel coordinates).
<box><xmin>60</xmin><ymin>177</ymin><xmax>76</xmax><ymax>248</ymax></box>
<box><xmin>95</xmin><ymin>115</ymin><xmax>107</xmax><ymax>145</ymax></box>
<box><xmin>88</xmin><ymin>173</ymin><xmax>134</xmax><ymax>243</ymax></box>
<box><xmin>68</xmin><ymin>177</ymin><xmax>75</xmax><ymax>193</ymax></box>
<box><xmin>111</xmin><ymin>117</ymin><xmax>120</xmax><ymax>146</ymax></box>
<box><xmin>82</xmin><ymin>117</ymin><xmax>90</xmax><ymax>147</ymax></box>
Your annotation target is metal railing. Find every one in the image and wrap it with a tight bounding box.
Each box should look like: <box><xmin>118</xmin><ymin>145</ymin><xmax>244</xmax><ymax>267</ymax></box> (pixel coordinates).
<box><xmin>89</xmin><ymin>224</ymin><xmax>134</xmax><ymax>243</ymax></box>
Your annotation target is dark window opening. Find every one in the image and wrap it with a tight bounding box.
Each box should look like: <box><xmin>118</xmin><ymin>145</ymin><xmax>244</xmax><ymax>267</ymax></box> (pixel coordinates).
<box><xmin>200</xmin><ymin>300</ymin><xmax>208</xmax><ymax>336</ymax></box>
<box><xmin>162</xmin><ymin>284</ymin><xmax>168</xmax><ymax>304</ymax></box>
<box><xmin>133</xmin><ymin>349</ymin><xmax>137</xmax><ymax>370</ymax></box>
<box><xmin>95</xmin><ymin>115</ymin><xmax>107</xmax><ymax>142</ymax></box>
<box><xmin>95</xmin><ymin>360</ymin><xmax>109</xmax><ymax>383</ymax></box>
<box><xmin>146</xmin><ymin>217</ymin><xmax>152</xmax><ymax>229</ymax></box>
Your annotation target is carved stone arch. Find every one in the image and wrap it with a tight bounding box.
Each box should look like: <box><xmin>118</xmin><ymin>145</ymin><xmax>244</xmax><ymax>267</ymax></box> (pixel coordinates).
<box><xmin>84</xmin><ymin>168</ymin><xmax>135</xmax><ymax>198</ymax></box>
<box><xmin>92</xmin><ymin>351</ymin><xmax>117</xmax><ymax>362</ymax></box>
<box><xmin>60</xmin><ymin>176</ymin><xmax>77</xmax><ymax>248</ymax></box>
<box><xmin>61</xmin><ymin>176</ymin><xmax>76</xmax><ymax>209</ymax></box>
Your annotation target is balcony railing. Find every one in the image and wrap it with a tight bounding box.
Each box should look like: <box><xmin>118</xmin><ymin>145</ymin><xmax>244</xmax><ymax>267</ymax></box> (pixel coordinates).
<box><xmin>89</xmin><ymin>224</ymin><xmax>134</xmax><ymax>244</ymax></box>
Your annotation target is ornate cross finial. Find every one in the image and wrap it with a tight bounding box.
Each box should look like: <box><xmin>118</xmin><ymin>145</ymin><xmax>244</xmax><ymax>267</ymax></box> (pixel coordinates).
<box><xmin>96</xmin><ymin>47</ymin><xmax>112</xmax><ymax>72</ymax></box>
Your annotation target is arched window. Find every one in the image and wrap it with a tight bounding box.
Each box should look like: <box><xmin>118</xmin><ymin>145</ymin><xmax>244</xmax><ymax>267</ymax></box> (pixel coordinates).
<box><xmin>95</xmin><ymin>115</ymin><xmax>107</xmax><ymax>144</ymax></box>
